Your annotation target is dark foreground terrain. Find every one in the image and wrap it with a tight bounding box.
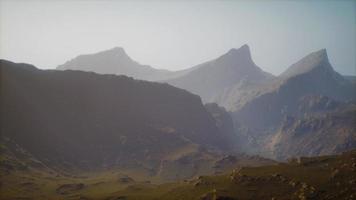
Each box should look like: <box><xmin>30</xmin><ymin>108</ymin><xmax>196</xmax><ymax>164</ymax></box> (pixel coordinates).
<box><xmin>1</xmin><ymin>149</ymin><xmax>356</xmax><ymax>200</ymax></box>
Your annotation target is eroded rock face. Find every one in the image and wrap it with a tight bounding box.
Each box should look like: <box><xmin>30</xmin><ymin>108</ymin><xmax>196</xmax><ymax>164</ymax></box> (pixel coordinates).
<box><xmin>271</xmin><ymin>104</ymin><xmax>356</xmax><ymax>160</ymax></box>
<box><xmin>230</xmin><ymin>49</ymin><xmax>355</xmax><ymax>159</ymax></box>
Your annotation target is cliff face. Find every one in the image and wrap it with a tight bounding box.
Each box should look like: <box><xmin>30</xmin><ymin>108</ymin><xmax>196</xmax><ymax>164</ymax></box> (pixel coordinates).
<box><xmin>271</xmin><ymin>104</ymin><xmax>356</xmax><ymax>160</ymax></box>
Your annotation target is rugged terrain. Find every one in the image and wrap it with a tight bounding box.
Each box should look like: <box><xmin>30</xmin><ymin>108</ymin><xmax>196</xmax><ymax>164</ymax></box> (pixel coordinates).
<box><xmin>2</xmin><ymin>143</ymin><xmax>355</xmax><ymax>200</ymax></box>
<box><xmin>2</xmin><ymin>45</ymin><xmax>356</xmax><ymax>199</ymax></box>
<box><xmin>0</xmin><ymin>134</ymin><xmax>274</xmax><ymax>200</ymax></box>
<box><xmin>230</xmin><ymin>50</ymin><xmax>355</xmax><ymax>158</ymax></box>
<box><xmin>1</xmin><ymin>60</ymin><xmax>241</xmax><ymax>179</ymax></box>
<box><xmin>269</xmin><ymin>95</ymin><xmax>356</xmax><ymax>158</ymax></box>
<box><xmin>56</xmin><ymin>46</ymin><xmax>356</xmax><ymax>160</ymax></box>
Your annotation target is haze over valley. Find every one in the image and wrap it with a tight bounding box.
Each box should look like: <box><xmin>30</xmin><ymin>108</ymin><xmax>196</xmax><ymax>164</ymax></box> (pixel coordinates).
<box><xmin>1</xmin><ymin>1</ymin><xmax>355</xmax><ymax>200</ymax></box>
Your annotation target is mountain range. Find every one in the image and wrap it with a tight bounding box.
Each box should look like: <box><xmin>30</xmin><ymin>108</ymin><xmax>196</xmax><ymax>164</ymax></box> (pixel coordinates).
<box><xmin>1</xmin><ymin>44</ymin><xmax>356</xmax><ymax>199</ymax></box>
<box><xmin>57</xmin><ymin>47</ymin><xmax>185</xmax><ymax>81</ymax></box>
<box><xmin>1</xmin><ymin>59</ymin><xmax>280</xmax><ymax>199</ymax></box>
<box><xmin>230</xmin><ymin>49</ymin><xmax>355</xmax><ymax>157</ymax></box>
<box><xmin>165</xmin><ymin>45</ymin><xmax>274</xmax><ymax>103</ymax></box>
<box><xmin>57</xmin><ymin>45</ymin><xmax>356</xmax><ymax>159</ymax></box>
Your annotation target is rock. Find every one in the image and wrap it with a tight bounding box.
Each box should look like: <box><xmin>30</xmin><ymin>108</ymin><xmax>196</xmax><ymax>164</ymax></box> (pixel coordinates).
<box><xmin>56</xmin><ymin>183</ymin><xmax>85</xmax><ymax>195</ymax></box>
<box><xmin>117</xmin><ymin>175</ymin><xmax>134</xmax><ymax>184</ymax></box>
<box><xmin>352</xmin><ymin>163</ymin><xmax>356</xmax><ymax>168</ymax></box>
<box><xmin>330</xmin><ymin>169</ymin><xmax>340</xmax><ymax>178</ymax></box>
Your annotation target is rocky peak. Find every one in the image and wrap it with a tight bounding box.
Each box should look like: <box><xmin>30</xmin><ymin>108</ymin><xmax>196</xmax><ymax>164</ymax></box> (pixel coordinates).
<box><xmin>280</xmin><ymin>49</ymin><xmax>333</xmax><ymax>78</ymax></box>
<box><xmin>95</xmin><ymin>46</ymin><xmax>131</xmax><ymax>61</ymax></box>
<box><xmin>223</xmin><ymin>44</ymin><xmax>253</xmax><ymax>64</ymax></box>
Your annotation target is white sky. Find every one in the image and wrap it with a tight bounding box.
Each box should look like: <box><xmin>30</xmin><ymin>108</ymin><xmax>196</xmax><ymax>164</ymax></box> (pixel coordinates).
<box><xmin>0</xmin><ymin>0</ymin><xmax>355</xmax><ymax>75</ymax></box>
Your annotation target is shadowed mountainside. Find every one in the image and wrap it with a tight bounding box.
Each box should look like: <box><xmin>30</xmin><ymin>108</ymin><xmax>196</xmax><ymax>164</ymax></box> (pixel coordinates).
<box><xmin>1</xmin><ymin>60</ymin><xmax>236</xmax><ymax>174</ymax></box>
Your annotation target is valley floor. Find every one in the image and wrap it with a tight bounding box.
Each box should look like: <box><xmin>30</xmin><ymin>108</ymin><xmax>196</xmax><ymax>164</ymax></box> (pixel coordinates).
<box><xmin>1</xmin><ymin>150</ymin><xmax>356</xmax><ymax>200</ymax></box>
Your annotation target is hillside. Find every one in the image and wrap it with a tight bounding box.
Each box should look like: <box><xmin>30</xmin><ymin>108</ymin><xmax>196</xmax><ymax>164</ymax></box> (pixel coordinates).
<box><xmin>270</xmin><ymin>103</ymin><xmax>356</xmax><ymax>160</ymax></box>
<box><xmin>2</xmin><ymin>137</ymin><xmax>355</xmax><ymax>199</ymax></box>
<box><xmin>0</xmin><ymin>134</ymin><xmax>275</xmax><ymax>200</ymax></box>
<box><xmin>227</xmin><ymin>49</ymin><xmax>355</xmax><ymax>159</ymax></box>
<box><xmin>1</xmin><ymin>60</ymin><xmax>237</xmax><ymax>176</ymax></box>
<box><xmin>232</xmin><ymin>49</ymin><xmax>354</xmax><ymax>130</ymax></box>
<box><xmin>108</xmin><ymin>150</ymin><xmax>356</xmax><ymax>200</ymax></box>
<box><xmin>28</xmin><ymin>150</ymin><xmax>353</xmax><ymax>200</ymax></box>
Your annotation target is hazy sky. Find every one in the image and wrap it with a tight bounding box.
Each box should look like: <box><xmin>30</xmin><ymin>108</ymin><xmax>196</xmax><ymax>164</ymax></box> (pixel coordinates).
<box><xmin>1</xmin><ymin>0</ymin><xmax>355</xmax><ymax>75</ymax></box>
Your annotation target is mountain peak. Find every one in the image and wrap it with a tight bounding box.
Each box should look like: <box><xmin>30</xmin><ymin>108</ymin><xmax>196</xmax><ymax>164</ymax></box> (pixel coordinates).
<box><xmin>226</xmin><ymin>44</ymin><xmax>251</xmax><ymax>57</ymax></box>
<box><xmin>109</xmin><ymin>46</ymin><xmax>125</xmax><ymax>52</ymax></box>
<box><xmin>316</xmin><ymin>48</ymin><xmax>327</xmax><ymax>56</ymax></box>
<box><xmin>100</xmin><ymin>46</ymin><xmax>129</xmax><ymax>58</ymax></box>
<box><xmin>84</xmin><ymin>46</ymin><xmax>134</xmax><ymax>64</ymax></box>
<box><xmin>220</xmin><ymin>44</ymin><xmax>253</xmax><ymax>66</ymax></box>
<box><xmin>312</xmin><ymin>48</ymin><xmax>328</xmax><ymax>62</ymax></box>
<box><xmin>240</xmin><ymin>44</ymin><xmax>250</xmax><ymax>51</ymax></box>
<box><xmin>280</xmin><ymin>48</ymin><xmax>332</xmax><ymax>78</ymax></box>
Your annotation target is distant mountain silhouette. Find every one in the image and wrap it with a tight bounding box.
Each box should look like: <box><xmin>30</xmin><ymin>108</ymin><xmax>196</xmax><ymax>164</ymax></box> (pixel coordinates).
<box><xmin>166</xmin><ymin>44</ymin><xmax>274</xmax><ymax>103</ymax></box>
<box><xmin>57</xmin><ymin>47</ymin><xmax>181</xmax><ymax>81</ymax></box>
<box><xmin>1</xmin><ymin>60</ymin><xmax>236</xmax><ymax>175</ymax></box>
<box><xmin>58</xmin><ymin>45</ymin><xmax>273</xmax><ymax>105</ymax></box>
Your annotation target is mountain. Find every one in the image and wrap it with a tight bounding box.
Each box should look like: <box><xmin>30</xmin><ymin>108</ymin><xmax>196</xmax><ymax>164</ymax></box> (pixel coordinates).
<box><xmin>228</xmin><ymin>49</ymin><xmax>355</xmax><ymax>159</ymax></box>
<box><xmin>0</xmin><ymin>135</ymin><xmax>275</xmax><ymax>200</ymax></box>
<box><xmin>1</xmin><ymin>60</ymin><xmax>237</xmax><ymax>175</ymax></box>
<box><xmin>205</xmin><ymin>103</ymin><xmax>238</xmax><ymax>150</ymax></box>
<box><xmin>57</xmin><ymin>47</ymin><xmax>181</xmax><ymax>81</ymax></box>
<box><xmin>3</xmin><ymin>128</ymin><xmax>355</xmax><ymax>200</ymax></box>
<box><xmin>165</xmin><ymin>44</ymin><xmax>274</xmax><ymax>104</ymax></box>
<box><xmin>271</xmin><ymin>103</ymin><xmax>356</xmax><ymax>160</ymax></box>
<box><xmin>58</xmin><ymin>45</ymin><xmax>274</xmax><ymax>105</ymax></box>
<box><xmin>232</xmin><ymin>49</ymin><xmax>355</xmax><ymax>132</ymax></box>
<box><xmin>344</xmin><ymin>75</ymin><xmax>356</xmax><ymax>85</ymax></box>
